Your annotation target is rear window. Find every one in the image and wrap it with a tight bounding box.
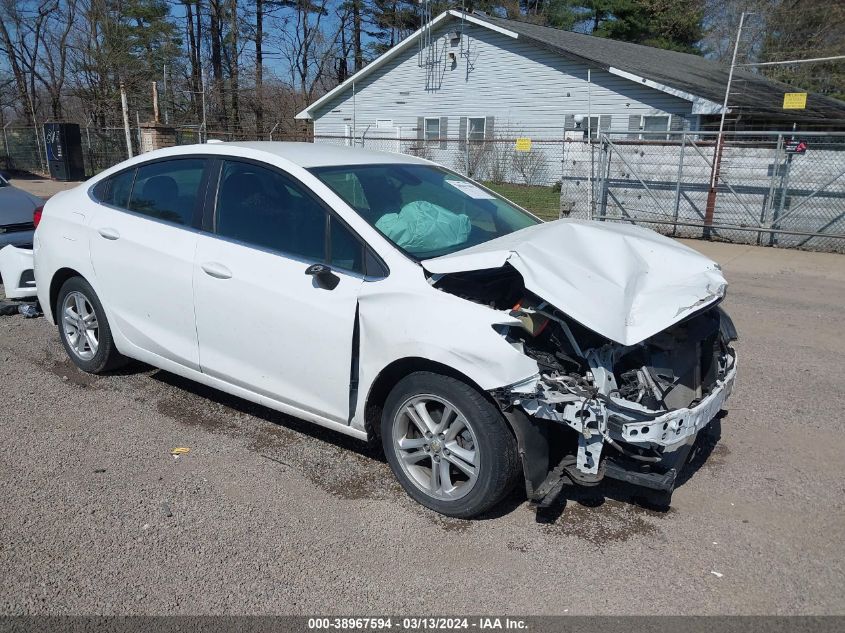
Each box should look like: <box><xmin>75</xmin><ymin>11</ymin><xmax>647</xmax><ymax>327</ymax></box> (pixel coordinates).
<box><xmin>93</xmin><ymin>169</ymin><xmax>135</xmax><ymax>208</ymax></box>
<box><xmin>127</xmin><ymin>158</ymin><xmax>206</xmax><ymax>225</ymax></box>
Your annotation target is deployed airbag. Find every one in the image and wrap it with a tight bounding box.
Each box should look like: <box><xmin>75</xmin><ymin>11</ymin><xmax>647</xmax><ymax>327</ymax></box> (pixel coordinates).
<box><xmin>376</xmin><ymin>201</ymin><xmax>471</xmax><ymax>254</ymax></box>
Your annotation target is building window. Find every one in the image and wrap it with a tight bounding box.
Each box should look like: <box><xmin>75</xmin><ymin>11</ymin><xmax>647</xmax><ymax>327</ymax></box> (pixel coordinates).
<box><xmin>468</xmin><ymin>117</ymin><xmax>486</xmax><ymax>141</ymax></box>
<box><xmin>642</xmin><ymin>115</ymin><xmax>670</xmax><ymax>139</ymax></box>
<box><xmin>375</xmin><ymin>119</ymin><xmax>393</xmax><ymax>129</ymax></box>
<box><xmin>424</xmin><ymin>117</ymin><xmax>440</xmax><ymax>144</ymax></box>
<box><xmin>575</xmin><ymin>116</ymin><xmax>600</xmax><ymax>139</ymax></box>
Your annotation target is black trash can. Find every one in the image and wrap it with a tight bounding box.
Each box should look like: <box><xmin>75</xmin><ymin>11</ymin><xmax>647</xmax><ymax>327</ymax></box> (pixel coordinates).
<box><xmin>44</xmin><ymin>122</ymin><xmax>85</xmax><ymax>181</ymax></box>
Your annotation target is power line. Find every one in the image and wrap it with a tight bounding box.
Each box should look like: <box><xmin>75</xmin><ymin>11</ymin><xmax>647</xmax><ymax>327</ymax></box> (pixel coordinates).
<box><xmin>738</xmin><ymin>55</ymin><xmax>845</xmax><ymax>67</ymax></box>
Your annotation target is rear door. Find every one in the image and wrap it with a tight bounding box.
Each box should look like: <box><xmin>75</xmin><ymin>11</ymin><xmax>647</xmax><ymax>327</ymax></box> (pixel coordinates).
<box><xmin>193</xmin><ymin>158</ymin><xmax>367</xmax><ymax>423</ymax></box>
<box><xmin>88</xmin><ymin>157</ymin><xmax>209</xmax><ymax>369</ymax></box>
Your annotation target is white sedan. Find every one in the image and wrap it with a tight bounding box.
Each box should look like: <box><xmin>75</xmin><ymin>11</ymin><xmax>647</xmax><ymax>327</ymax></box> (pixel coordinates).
<box><xmin>34</xmin><ymin>142</ymin><xmax>737</xmax><ymax>517</ymax></box>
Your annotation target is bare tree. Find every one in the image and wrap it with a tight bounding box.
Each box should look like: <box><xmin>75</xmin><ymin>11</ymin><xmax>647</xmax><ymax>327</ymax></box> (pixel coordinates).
<box><xmin>228</xmin><ymin>0</ymin><xmax>240</xmax><ymax>128</ymax></box>
<box><xmin>255</xmin><ymin>0</ymin><xmax>264</xmax><ymax>134</ymax></box>
<box><xmin>36</xmin><ymin>0</ymin><xmax>79</xmax><ymax>119</ymax></box>
<box><xmin>275</xmin><ymin>0</ymin><xmax>338</xmax><ymax>99</ymax></box>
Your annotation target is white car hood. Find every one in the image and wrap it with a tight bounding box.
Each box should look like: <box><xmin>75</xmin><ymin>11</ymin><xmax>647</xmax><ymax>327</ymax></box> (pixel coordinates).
<box><xmin>422</xmin><ymin>219</ymin><xmax>727</xmax><ymax>346</ymax></box>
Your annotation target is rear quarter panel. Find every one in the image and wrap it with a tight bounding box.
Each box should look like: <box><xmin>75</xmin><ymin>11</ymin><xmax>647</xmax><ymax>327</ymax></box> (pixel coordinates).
<box><xmin>35</xmin><ymin>186</ymin><xmax>96</xmax><ymax>323</ymax></box>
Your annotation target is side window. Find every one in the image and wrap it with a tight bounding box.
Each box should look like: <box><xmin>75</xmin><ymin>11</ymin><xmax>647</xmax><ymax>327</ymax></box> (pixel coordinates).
<box><xmin>128</xmin><ymin>158</ymin><xmax>206</xmax><ymax>225</ymax></box>
<box><xmin>329</xmin><ymin>217</ymin><xmax>364</xmax><ymax>274</ymax></box>
<box><xmin>215</xmin><ymin>160</ymin><xmax>326</xmax><ymax>262</ymax></box>
<box><xmin>424</xmin><ymin>117</ymin><xmax>441</xmax><ymax>144</ymax></box>
<box><xmin>93</xmin><ymin>169</ymin><xmax>135</xmax><ymax>208</ymax></box>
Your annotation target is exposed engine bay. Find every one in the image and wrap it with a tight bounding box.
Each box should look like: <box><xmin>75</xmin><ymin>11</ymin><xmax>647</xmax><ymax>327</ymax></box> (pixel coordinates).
<box><xmin>430</xmin><ymin>263</ymin><xmax>738</xmax><ymax>506</ymax></box>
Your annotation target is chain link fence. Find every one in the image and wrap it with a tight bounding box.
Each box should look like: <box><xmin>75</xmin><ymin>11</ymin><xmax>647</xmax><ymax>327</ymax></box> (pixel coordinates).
<box><xmin>587</xmin><ymin>130</ymin><xmax>845</xmax><ymax>252</ymax></box>
<box><xmin>0</xmin><ymin>125</ymin><xmax>308</xmax><ymax>179</ymax></box>
<box><xmin>315</xmin><ymin>128</ymin><xmax>845</xmax><ymax>252</ymax></box>
<box><xmin>1</xmin><ymin>123</ymin><xmax>842</xmax><ymax>252</ymax></box>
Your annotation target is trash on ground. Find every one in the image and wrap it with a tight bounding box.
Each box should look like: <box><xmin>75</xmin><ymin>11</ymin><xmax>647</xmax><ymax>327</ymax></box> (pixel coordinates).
<box><xmin>170</xmin><ymin>447</ymin><xmax>190</xmax><ymax>456</ymax></box>
<box><xmin>710</xmin><ymin>570</ymin><xmax>724</xmax><ymax>578</ymax></box>
<box><xmin>18</xmin><ymin>302</ymin><xmax>42</xmax><ymax>318</ymax></box>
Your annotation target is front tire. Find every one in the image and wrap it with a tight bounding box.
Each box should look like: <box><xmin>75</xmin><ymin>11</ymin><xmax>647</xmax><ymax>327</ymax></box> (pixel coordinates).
<box><xmin>381</xmin><ymin>371</ymin><xmax>520</xmax><ymax>518</ymax></box>
<box><xmin>56</xmin><ymin>276</ymin><xmax>127</xmax><ymax>374</ymax></box>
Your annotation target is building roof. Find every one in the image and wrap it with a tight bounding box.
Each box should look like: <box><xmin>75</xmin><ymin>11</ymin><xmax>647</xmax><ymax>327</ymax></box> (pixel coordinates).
<box><xmin>296</xmin><ymin>10</ymin><xmax>845</xmax><ymax>123</ymax></box>
<box><xmin>477</xmin><ymin>13</ymin><xmax>845</xmax><ymax>122</ymax></box>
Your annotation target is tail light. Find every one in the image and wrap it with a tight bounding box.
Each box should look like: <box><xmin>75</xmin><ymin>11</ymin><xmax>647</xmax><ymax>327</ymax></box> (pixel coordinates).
<box><xmin>33</xmin><ymin>205</ymin><xmax>43</xmax><ymax>229</ymax></box>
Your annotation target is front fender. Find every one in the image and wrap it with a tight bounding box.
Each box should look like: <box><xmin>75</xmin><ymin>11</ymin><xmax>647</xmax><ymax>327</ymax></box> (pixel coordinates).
<box><xmin>351</xmin><ymin>280</ymin><xmax>539</xmax><ymax>431</ymax></box>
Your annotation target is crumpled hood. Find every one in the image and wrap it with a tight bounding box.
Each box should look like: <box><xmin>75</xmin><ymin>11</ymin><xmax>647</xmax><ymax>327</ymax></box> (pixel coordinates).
<box><xmin>422</xmin><ymin>219</ymin><xmax>727</xmax><ymax>346</ymax></box>
<box><xmin>0</xmin><ymin>186</ymin><xmax>43</xmax><ymax>225</ymax></box>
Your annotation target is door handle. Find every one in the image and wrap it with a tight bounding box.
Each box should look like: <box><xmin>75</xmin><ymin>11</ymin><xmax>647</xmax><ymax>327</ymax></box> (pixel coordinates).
<box><xmin>201</xmin><ymin>262</ymin><xmax>232</xmax><ymax>280</ymax></box>
<box><xmin>97</xmin><ymin>227</ymin><xmax>120</xmax><ymax>240</ymax></box>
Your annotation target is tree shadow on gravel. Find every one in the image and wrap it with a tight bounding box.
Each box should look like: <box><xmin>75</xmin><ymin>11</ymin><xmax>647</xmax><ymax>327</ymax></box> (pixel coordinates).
<box><xmin>149</xmin><ymin>369</ymin><xmax>386</xmax><ymax>461</ymax></box>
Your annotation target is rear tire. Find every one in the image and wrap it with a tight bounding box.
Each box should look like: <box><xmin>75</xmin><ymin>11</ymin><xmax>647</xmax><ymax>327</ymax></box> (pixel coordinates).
<box><xmin>381</xmin><ymin>371</ymin><xmax>520</xmax><ymax>518</ymax></box>
<box><xmin>56</xmin><ymin>276</ymin><xmax>127</xmax><ymax>374</ymax></box>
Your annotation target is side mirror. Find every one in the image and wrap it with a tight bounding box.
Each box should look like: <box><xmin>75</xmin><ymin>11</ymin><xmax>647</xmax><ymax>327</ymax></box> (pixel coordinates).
<box><xmin>305</xmin><ymin>263</ymin><xmax>340</xmax><ymax>290</ymax></box>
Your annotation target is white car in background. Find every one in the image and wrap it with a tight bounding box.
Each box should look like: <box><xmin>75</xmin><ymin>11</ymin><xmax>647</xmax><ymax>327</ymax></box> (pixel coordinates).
<box><xmin>34</xmin><ymin>142</ymin><xmax>737</xmax><ymax>518</ymax></box>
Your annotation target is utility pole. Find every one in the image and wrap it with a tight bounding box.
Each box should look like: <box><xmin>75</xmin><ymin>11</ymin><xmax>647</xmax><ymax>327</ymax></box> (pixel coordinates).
<box><xmin>120</xmin><ymin>81</ymin><xmax>133</xmax><ymax>158</ymax></box>
<box><xmin>704</xmin><ymin>11</ymin><xmax>750</xmax><ymax>238</ymax></box>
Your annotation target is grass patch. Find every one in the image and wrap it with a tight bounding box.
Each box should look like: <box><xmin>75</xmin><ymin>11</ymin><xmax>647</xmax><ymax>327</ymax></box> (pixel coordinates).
<box><xmin>482</xmin><ymin>181</ymin><xmax>560</xmax><ymax>221</ymax></box>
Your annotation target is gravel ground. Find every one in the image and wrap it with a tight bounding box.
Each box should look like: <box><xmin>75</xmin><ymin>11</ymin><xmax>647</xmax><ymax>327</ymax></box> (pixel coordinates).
<box><xmin>1</xmin><ymin>237</ymin><xmax>844</xmax><ymax>615</ymax></box>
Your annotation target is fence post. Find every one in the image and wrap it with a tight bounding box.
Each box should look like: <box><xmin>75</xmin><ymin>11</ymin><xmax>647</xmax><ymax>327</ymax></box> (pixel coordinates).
<box><xmin>598</xmin><ymin>136</ymin><xmax>611</xmax><ymax>221</ymax></box>
<box><xmin>39</xmin><ymin>124</ymin><xmax>49</xmax><ymax>174</ymax></box>
<box><xmin>2</xmin><ymin>123</ymin><xmax>9</xmax><ymax>167</ymax></box>
<box><xmin>464</xmin><ymin>141</ymin><xmax>469</xmax><ymax>176</ymax></box>
<box><xmin>672</xmin><ymin>133</ymin><xmax>686</xmax><ymax>236</ymax></box>
<box><xmin>83</xmin><ymin>125</ymin><xmax>91</xmax><ymax>177</ymax></box>
<box><xmin>762</xmin><ymin>134</ymin><xmax>784</xmax><ymax>246</ymax></box>
<box><xmin>773</xmin><ymin>136</ymin><xmax>794</xmax><ymax>247</ymax></box>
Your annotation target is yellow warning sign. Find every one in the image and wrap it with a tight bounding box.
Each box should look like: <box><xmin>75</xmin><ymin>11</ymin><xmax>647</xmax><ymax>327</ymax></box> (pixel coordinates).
<box><xmin>515</xmin><ymin>137</ymin><xmax>532</xmax><ymax>152</ymax></box>
<box><xmin>783</xmin><ymin>93</ymin><xmax>807</xmax><ymax>110</ymax></box>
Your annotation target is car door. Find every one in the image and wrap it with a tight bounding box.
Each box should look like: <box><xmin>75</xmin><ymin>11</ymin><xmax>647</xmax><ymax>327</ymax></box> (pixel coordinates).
<box><xmin>88</xmin><ymin>157</ymin><xmax>209</xmax><ymax>370</ymax></box>
<box><xmin>193</xmin><ymin>158</ymin><xmax>367</xmax><ymax>424</ymax></box>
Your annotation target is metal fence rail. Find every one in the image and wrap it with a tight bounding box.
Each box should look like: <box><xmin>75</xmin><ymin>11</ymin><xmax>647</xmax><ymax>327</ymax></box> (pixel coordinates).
<box><xmin>1</xmin><ymin>125</ymin><xmax>842</xmax><ymax>252</ymax></box>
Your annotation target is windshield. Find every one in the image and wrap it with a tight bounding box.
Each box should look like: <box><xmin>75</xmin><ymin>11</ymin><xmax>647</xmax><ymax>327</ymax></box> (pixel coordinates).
<box><xmin>309</xmin><ymin>163</ymin><xmax>540</xmax><ymax>259</ymax></box>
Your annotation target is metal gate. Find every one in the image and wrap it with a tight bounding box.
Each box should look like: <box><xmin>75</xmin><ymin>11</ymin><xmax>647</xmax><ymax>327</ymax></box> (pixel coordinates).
<box><xmin>592</xmin><ymin>131</ymin><xmax>845</xmax><ymax>252</ymax></box>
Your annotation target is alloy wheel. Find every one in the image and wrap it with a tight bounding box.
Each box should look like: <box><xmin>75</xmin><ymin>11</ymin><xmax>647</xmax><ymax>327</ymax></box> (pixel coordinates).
<box><xmin>392</xmin><ymin>394</ymin><xmax>480</xmax><ymax>501</ymax></box>
<box><xmin>62</xmin><ymin>291</ymin><xmax>99</xmax><ymax>361</ymax></box>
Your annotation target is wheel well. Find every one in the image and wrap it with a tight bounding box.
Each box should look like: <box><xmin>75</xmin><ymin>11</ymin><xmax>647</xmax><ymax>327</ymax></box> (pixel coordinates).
<box><xmin>364</xmin><ymin>357</ymin><xmax>498</xmax><ymax>442</ymax></box>
<box><xmin>49</xmin><ymin>267</ymin><xmax>83</xmax><ymax>323</ymax></box>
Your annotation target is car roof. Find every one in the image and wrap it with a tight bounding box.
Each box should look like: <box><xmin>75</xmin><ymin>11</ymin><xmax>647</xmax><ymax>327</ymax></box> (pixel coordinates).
<box><xmin>218</xmin><ymin>141</ymin><xmax>429</xmax><ymax>168</ymax></box>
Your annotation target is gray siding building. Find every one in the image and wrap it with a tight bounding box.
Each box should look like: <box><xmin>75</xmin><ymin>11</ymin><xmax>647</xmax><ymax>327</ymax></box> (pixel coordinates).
<box><xmin>296</xmin><ymin>10</ymin><xmax>845</xmax><ymax>146</ymax></box>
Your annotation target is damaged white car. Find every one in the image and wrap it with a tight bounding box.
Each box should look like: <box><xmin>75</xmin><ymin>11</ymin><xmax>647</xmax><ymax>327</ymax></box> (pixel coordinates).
<box><xmin>35</xmin><ymin>142</ymin><xmax>737</xmax><ymax>518</ymax></box>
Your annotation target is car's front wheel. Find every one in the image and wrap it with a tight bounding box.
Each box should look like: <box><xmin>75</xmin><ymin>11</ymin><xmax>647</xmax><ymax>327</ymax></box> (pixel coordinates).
<box><xmin>56</xmin><ymin>276</ymin><xmax>127</xmax><ymax>374</ymax></box>
<box><xmin>381</xmin><ymin>371</ymin><xmax>520</xmax><ymax>518</ymax></box>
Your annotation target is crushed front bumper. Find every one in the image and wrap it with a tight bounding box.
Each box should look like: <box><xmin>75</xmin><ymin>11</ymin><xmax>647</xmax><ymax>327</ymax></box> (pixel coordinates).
<box><xmin>500</xmin><ymin>351</ymin><xmax>737</xmax><ymax>506</ymax></box>
<box><xmin>0</xmin><ymin>245</ymin><xmax>36</xmax><ymax>299</ymax></box>
<box><xmin>613</xmin><ymin>368</ymin><xmax>735</xmax><ymax>447</ymax></box>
